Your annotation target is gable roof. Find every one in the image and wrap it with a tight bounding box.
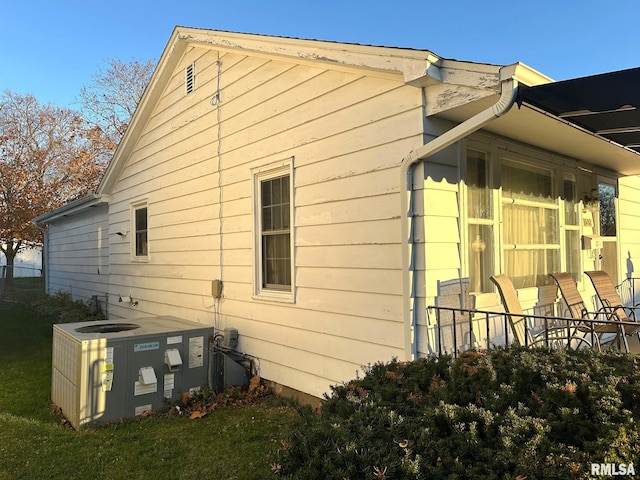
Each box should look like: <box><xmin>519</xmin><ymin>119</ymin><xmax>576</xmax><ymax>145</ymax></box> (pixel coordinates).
<box><xmin>35</xmin><ymin>27</ymin><xmax>640</xmax><ymax>224</ymax></box>
<box><xmin>95</xmin><ymin>26</ymin><xmax>547</xmax><ymax>196</ymax></box>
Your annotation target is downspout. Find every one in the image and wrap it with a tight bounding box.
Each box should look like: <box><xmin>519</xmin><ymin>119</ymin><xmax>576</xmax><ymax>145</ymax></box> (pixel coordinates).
<box><xmin>400</xmin><ymin>68</ymin><xmax>520</xmax><ymax>360</ymax></box>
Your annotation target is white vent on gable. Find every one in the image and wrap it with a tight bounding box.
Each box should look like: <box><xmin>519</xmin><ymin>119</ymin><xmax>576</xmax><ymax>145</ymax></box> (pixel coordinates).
<box><xmin>186</xmin><ymin>63</ymin><xmax>195</xmax><ymax>94</ymax></box>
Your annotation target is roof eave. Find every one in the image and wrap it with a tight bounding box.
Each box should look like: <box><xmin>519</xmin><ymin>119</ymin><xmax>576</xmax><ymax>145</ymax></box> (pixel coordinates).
<box><xmin>33</xmin><ymin>193</ymin><xmax>109</xmax><ymax>224</ymax></box>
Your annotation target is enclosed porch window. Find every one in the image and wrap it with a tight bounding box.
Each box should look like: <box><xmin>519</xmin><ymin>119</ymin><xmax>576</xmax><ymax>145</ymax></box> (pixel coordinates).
<box><xmin>501</xmin><ymin>159</ymin><xmax>559</xmax><ymax>289</ymax></box>
<box><xmin>464</xmin><ymin>146</ymin><xmax>601</xmax><ymax>292</ymax></box>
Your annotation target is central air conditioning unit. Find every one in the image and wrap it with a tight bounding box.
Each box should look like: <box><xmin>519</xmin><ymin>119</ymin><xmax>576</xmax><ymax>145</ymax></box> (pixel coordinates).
<box><xmin>51</xmin><ymin>316</ymin><xmax>212</xmax><ymax>429</ymax></box>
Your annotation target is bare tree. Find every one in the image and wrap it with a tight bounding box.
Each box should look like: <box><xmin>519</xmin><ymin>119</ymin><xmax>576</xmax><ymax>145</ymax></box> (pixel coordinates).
<box><xmin>0</xmin><ymin>90</ymin><xmax>100</xmax><ymax>281</ymax></box>
<box><xmin>78</xmin><ymin>58</ymin><xmax>155</xmax><ymax>161</ymax></box>
<box><xmin>0</xmin><ymin>59</ymin><xmax>154</xmax><ymax>283</ymax></box>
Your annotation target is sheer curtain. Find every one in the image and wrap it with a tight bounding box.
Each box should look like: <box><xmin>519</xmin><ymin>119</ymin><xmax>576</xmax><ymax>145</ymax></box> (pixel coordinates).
<box><xmin>501</xmin><ymin>161</ymin><xmax>559</xmax><ymax>288</ymax></box>
<box><xmin>467</xmin><ymin>150</ymin><xmax>494</xmax><ymax>293</ymax></box>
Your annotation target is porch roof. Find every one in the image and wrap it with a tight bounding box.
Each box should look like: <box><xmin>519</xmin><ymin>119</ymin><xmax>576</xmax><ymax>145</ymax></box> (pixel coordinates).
<box><xmin>518</xmin><ymin>67</ymin><xmax>640</xmax><ymax>153</ymax></box>
<box><xmin>438</xmin><ymin>67</ymin><xmax>640</xmax><ymax>176</ymax></box>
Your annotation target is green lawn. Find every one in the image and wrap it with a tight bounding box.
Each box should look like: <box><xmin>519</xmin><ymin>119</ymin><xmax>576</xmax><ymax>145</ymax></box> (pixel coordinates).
<box><xmin>0</xmin><ymin>302</ymin><xmax>297</xmax><ymax>479</ymax></box>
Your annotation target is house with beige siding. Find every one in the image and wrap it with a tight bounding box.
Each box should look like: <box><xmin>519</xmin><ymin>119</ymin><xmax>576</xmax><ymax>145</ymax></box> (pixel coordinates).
<box><xmin>35</xmin><ymin>27</ymin><xmax>640</xmax><ymax>399</ymax></box>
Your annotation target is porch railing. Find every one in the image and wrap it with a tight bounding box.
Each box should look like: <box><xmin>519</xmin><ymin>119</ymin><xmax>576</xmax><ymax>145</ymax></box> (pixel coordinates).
<box><xmin>617</xmin><ymin>277</ymin><xmax>640</xmax><ymax>307</ymax></box>
<box><xmin>426</xmin><ymin>305</ymin><xmax>639</xmax><ymax>357</ymax></box>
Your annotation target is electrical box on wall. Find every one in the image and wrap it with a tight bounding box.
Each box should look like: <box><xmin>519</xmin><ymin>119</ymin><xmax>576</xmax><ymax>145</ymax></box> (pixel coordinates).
<box><xmin>51</xmin><ymin>316</ymin><xmax>212</xmax><ymax>429</ymax></box>
<box><xmin>582</xmin><ymin>235</ymin><xmax>603</xmax><ymax>250</ymax></box>
<box><xmin>223</xmin><ymin>328</ymin><xmax>238</xmax><ymax>349</ymax></box>
<box><xmin>212</xmin><ymin>279</ymin><xmax>223</xmax><ymax>298</ymax></box>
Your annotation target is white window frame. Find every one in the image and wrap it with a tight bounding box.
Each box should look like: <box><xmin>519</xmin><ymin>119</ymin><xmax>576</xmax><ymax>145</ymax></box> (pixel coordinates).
<box><xmin>499</xmin><ymin>155</ymin><xmax>560</xmax><ymax>289</ymax></box>
<box><xmin>462</xmin><ymin>146</ymin><xmax>497</xmax><ymax>294</ymax></box>
<box><xmin>462</xmin><ymin>137</ymin><xmax>604</xmax><ymax>293</ymax></box>
<box><xmin>560</xmin><ymin>173</ymin><xmax>582</xmax><ymax>283</ymax></box>
<box><xmin>252</xmin><ymin>158</ymin><xmax>295</xmax><ymax>302</ymax></box>
<box><xmin>130</xmin><ymin>200</ymin><xmax>149</xmax><ymax>262</ymax></box>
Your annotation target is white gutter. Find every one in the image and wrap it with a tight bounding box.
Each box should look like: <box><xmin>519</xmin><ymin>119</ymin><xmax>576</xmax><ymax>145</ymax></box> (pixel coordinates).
<box><xmin>400</xmin><ymin>67</ymin><xmax>519</xmax><ymax>359</ymax></box>
<box><xmin>32</xmin><ymin>193</ymin><xmax>106</xmax><ymax>224</ymax></box>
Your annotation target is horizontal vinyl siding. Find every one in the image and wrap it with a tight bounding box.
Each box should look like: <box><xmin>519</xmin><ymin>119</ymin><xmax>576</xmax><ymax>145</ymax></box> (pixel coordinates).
<box><xmin>423</xmin><ymin>163</ymin><xmax>461</xmax><ymax>298</ymax></box>
<box><xmin>417</xmin><ymin>160</ymin><xmax>463</xmax><ymax>357</ymax></box>
<box><xmin>107</xmin><ymin>46</ymin><xmax>424</xmax><ymax>397</ymax></box>
<box><xmin>47</xmin><ymin>205</ymin><xmax>110</xmax><ymax>302</ymax></box>
<box><xmin>618</xmin><ymin>175</ymin><xmax>640</xmax><ymax>302</ymax></box>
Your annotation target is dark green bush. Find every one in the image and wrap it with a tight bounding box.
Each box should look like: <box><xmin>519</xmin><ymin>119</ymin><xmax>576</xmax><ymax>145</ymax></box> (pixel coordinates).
<box><xmin>276</xmin><ymin>347</ymin><xmax>640</xmax><ymax>479</ymax></box>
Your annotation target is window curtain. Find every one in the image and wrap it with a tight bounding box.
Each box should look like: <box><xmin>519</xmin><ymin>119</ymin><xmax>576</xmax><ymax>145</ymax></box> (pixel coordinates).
<box><xmin>502</xmin><ymin>162</ymin><xmax>559</xmax><ymax>288</ymax></box>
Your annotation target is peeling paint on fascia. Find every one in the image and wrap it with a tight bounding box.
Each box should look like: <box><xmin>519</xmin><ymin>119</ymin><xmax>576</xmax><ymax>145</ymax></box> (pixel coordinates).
<box><xmin>178</xmin><ymin>34</ymin><xmax>243</xmax><ymax>52</ymax></box>
<box><xmin>298</xmin><ymin>52</ymin><xmax>342</xmax><ymax>65</ymax></box>
<box><xmin>178</xmin><ymin>33</ymin><xmax>419</xmax><ymax>77</ymax></box>
<box><xmin>434</xmin><ymin>87</ymin><xmax>494</xmax><ymax>112</ymax></box>
<box><xmin>439</xmin><ymin>69</ymin><xmax>500</xmax><ymax>90</ymax></box>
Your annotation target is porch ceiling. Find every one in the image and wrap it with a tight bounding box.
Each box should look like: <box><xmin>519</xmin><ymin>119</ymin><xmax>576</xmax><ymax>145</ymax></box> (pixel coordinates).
<box><xmin>436</xmin><ymin>67</ymin><xmax>640</xmax><ymax>176</ymax></box>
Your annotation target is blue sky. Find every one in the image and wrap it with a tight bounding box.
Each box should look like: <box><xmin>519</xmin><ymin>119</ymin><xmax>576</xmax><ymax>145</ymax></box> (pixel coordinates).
<box><xmin>2</xmin><ymin>0</ymin><xmax>639</xmax><ymax>108</ymax></box>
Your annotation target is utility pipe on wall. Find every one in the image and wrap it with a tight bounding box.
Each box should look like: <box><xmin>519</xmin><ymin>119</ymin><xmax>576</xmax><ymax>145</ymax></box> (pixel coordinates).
<box><xmin>400</xmin><ymin>69</ymin><xmax>520</xmax><ymax>359</ymax></box>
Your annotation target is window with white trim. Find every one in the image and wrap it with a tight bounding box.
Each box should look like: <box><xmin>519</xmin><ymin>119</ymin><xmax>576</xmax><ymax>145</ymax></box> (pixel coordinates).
<box><xmin>466</xmin><ymin>149</ymin><xmax>494</xmax><ymax>293</ymax></box>
<box><xmin>598</xmin><ymin>182</ymin><xmax>617</xmax><ymax>236</ymax></box>
<box><xmin>131</xmin><ymin>202</ymin><xmax>148</xmax><ymax>260</ymax></box>
<box><xmin>254</xmin><ymin>162</ymin><xmax>294</xmax><ymax>298</ymax></box>
<box><xmin>562</xmin><ymin>174</ymin><xmax>581</xmax><ymax>282</ymax></box>
<box><xmin>463</xmin><ymin>145</ymin><xmax>599</xmax><ymax>291</ymax></box>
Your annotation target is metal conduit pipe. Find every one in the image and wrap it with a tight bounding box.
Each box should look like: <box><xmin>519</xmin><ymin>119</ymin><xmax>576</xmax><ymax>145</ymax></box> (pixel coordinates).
<box><xmin>400</xmin><ymin>70</ymin><xmax>520</xmax><ymax>359</ymax></box>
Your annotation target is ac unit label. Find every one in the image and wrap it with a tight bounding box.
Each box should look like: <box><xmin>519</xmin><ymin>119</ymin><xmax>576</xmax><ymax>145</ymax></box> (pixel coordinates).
<box><xmin>134</xmin><ymin>342</ymin><xmax>160</xmax><ymax>352</ymax></box>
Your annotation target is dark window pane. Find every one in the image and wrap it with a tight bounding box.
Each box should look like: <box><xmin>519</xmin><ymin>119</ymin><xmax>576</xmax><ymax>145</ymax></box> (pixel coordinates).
<box><xmin>262</xmin><ymin>206</ymin><xmax>272</xmax><ymax>231</ymax></box>
<box><xmin>260</xmin><ymin>174</ymin><xmax>291</xmax><ymax>290</ymax></box>
<box><xmin>272</xmin><ymin>177</ymin><xmax>282</xmax><ymax>204</ymax></box>
<box><xmin>599</xmin><ymin>183</ymin><xmax>616</xmax><ymax>236</ymax></box>
<box><xmin>272</xmin><ymin>205</ymin><xmax>282</xmax><ymax>230</ymax></box>
<box><xmin>136</xmin><ymin>207</ymin><xmax>147</xmax><ymax>230</ymax></box>
<box><xmin>262</xmin><ymin>233</ymin><xmax>291</xmax><ymax>290</ymax></box>
<box><xmin>136</xmin><ymin>232</ymin><xmax>147</xmax><ymax>256</ymax></box>
<box><xmin>135</xmin><ymin>207</ymin><xmax>148</xmax><ymax>256</ymax></box>
<box><xmin>261</xmin><ymin>180</ymin><xmax>271</xmax><ymax>206</ymax></box>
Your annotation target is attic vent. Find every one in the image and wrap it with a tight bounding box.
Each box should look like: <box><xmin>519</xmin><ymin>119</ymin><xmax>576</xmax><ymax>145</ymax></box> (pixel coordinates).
<box><xmin>186</xmin><ymin>63</ymin><xmax>195</xmax><ymax>94</ymax></box>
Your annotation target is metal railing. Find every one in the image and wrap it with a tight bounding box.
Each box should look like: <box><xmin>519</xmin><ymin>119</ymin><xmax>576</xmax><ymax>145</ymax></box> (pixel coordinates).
<box><xmin>426</xmin><ymin>305</ymin><xmax>639</xmax><ymax>357</ymax></box>
<box><xmin>617</xmin><ymin>277</ymin><xmax>640</xmax><ymax>307</ymax></box>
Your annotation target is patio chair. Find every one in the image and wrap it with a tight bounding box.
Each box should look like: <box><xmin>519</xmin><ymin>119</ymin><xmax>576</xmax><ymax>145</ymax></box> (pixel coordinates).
<box><xmin>549</xmin><ymin>272</ymin><xmax>625</xmax><ymax>352</ymax></box>
<box><xmin>489</xmin><ymin>274</ymin><xmax>592</xmax><ymax>349</ymax></box>
<box><xmin>584</xmin><ymin>270</ymin><xmax>640</xmax><ymax>352</ymax></box>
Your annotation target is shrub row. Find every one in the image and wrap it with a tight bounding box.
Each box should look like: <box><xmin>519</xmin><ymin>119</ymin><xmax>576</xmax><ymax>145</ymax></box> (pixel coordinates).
<box><xmin>276</xmin><ymin>347</ymin><xmax>640</xmax><ymax>479</ymax></box>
